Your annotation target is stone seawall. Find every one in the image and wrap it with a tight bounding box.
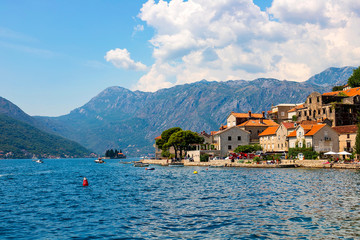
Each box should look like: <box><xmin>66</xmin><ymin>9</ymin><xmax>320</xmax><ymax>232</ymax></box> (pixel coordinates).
<box><xmin>142</xmin><ymin>158</ymin><xmax>360</xmax><ymax>169</ymax></box>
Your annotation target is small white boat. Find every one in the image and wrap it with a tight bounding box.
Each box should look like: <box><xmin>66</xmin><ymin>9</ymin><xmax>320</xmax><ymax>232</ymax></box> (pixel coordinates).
<box><xmin>95</xmin><ymin>158</ymin><xmax>105</xmax><ymax>163</ymax></box>
<box><xmin>35</xmin><ymin>159</ymin><xmax>43</xmax><ymax>163</ymax></box>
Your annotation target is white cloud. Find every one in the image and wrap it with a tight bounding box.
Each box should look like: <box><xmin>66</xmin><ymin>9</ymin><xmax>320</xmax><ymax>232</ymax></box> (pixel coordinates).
<box><xmin>104</xmin><ymin>48</ymin><xmax>147</xmax><ymax>71</ymax></box>
<box><xmin>113</xmin><ymin>0</ymin><xmax>360</xmax><ymax>91</ymax></box>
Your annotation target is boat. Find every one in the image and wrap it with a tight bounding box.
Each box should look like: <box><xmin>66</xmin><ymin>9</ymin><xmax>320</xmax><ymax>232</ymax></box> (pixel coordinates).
<box><xmin>95</xmin><ymin>158</ymin><xmax>105</xmax><ymax>163</ymax></box>
<box><xmin>35</xmin><ymin>159</ymin><xmax>43</xmax><ymax>163</ymax></box>
<box><xmin>145</xmin><ymin>167</ymin><xmax>155</xmax><ymax>170</ymax></box>
<box><xmin>133</xmin><ymin>162</ymin><xmax>149</xmax><ymax>167</ymax></box>
<box><xmin>168</xmin><ymin>162</ymin><xmax>184</xmax><ymax>167</ymax></box>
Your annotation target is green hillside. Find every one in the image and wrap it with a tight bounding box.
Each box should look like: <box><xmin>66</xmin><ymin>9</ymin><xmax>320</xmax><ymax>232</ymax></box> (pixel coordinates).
<box><xmin>0</xmin><ymin>114</ymin><xmax>94</xmax><ymax>159</ymax></box>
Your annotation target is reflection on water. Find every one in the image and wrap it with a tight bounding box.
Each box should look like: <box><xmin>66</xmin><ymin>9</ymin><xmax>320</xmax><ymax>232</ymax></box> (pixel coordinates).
<box><xmin>1</xmin><ymin>158</ymin><xmax>360</xmax><ymax>239</ymax></box>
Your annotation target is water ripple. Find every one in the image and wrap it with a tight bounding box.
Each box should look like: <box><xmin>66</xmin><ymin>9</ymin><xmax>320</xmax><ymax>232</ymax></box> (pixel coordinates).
<box><xmin>1</xmin><ymin>159</ymin><xmax>360</xmax><ymax>239</ymax></box>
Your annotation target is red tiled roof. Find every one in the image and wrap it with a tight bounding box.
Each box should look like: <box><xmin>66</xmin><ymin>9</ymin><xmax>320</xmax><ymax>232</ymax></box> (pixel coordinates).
<box><xmin>288</xmin><ymin>104</ymin><xmax>304</xmax><ymax>112</ymax></box>
<box><xmin>231</xmin><ymin>112</ymin><xmax>264</xmax><ymax>118</ymax></box>
<box><xmin>258</xmin><ymin>126</ymin><xmax>278</xmax><ymax>136</ymax></box>
<box><xmin>332</xmin><ymin>125</ymin><xmax>358</xmax><ymax>134</ymax></box>
<box><xmin>323</xmin><ymin>87</ymin><xmax>360</xmax><ymax>97</ymax></box>
<box><xmin>239</xmin><ymin>119</ymin><xmax>278</xmax><ymax>127</ymax></box>
<box><xmin>304</xmin><ymin>124</ymin><xmax>325</xmax><ymax>136</ymax></box>
<box><xmin>282</xmin><ymin>122</ymin><xmax>296</xmax><ymax>129</ymax></box>
<box><xmin>155</xmin><ymin>136</ymin><xmax>161</xmax><ymax>140</ymax></box>
<box><xmin>288</xmin><ymin>130</ymin><xmax>297</xmax><ymax>137</ymax></box>
<box><xmin>287</xmin><ymin>124</ymin><xmax>326</xmax><ymax>137</ymax></box>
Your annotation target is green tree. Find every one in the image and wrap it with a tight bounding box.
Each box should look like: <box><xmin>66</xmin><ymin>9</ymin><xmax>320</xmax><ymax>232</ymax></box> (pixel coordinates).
<box><xmin>156</xmin><ymin>127</ymin><xmax>182</xmax><ymax>158</ymax></box>
<box><xmin>355</xmin><ymin>122</ymin><xmax>360</xmax><ymax>156</ymax></box>
<box><xmin>332</xmin><ymin>85</ymin><xmax>344</xmax><ymax>91</ymax></box>
<box><xmin>234</xmin><ymin>144</ymin><xmax>262</xmax><ymax>153</ymax></box>
<box><xmin>348</xmin><ymin>66</ymin><xmax>360</xmax><ymax>88</ymax></box>
<box><xmin>162</xmin><ymin>129</ymin><xmax>204</xmax><ymax>159</ymax></box>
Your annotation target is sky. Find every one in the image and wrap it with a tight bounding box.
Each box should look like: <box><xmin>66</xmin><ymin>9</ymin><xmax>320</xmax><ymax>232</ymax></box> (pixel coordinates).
<box><xmin>1</xmin><ymin>0</ymin><xmax>360</xmax><ymax>116</ymax></box>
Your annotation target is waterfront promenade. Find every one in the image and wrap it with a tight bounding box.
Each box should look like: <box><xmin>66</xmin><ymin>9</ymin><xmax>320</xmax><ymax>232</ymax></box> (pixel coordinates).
<box><xmin>142</xmin><ymin>158</ymin><xmax>360</xmax><ymax>169</ymax></box>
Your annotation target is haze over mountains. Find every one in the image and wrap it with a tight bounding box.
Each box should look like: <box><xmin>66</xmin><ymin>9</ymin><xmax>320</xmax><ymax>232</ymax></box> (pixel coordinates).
<box><xmin>0</xmin><ymin>66</ymin><xmax>356</xmax><ymax>157</ymax></box>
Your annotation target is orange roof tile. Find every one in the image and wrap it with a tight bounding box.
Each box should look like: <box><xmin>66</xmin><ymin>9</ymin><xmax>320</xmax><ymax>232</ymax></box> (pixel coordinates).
<box><xmin>239</xmin><ymin>119</ymin><xmax>278</xmax><ymax>127</ymax></box>
<box><xmin>155</xmin><ymin>136</ymin><xmax>161</xmax><ymax>140</ymax></box>
<box><xmin>323</xmin><ymin>87</ymin><xmax>360</xmax><ymax>97</ymax></box>
<box><xmin>282</xmin><ymin>122</ymin><xmax>296</xmax><ymax>129</ymax></box>
<box><xmin>288</xmin><ymin>130</ymin><xmax>297</xmax><ymax>137</ymax></box>
<box><xmin>304</xmin><ymin>124</ymin><xmax>325</xmax><ymax>136</ymax></box>
<box><xmin>288</xmin><ymin>104</ymin><xmax>304</xmax><ymax>112</ymax></box>
<box><xmin>259</xmin><ymin>126</ymin><xmax>278</xmax><ymax>136</ymax></box>
<box><xmin>332</xmin><ymin>125</ymin><xmax>358</xmax><ymax>134</ymax></box>
<box><xmin>231</xmin><ymin>112</ymin><xmax>264</xmax><ymax>118</ymax></box>
<box><xmin>287</xmin><ymin>124</ymin><xmax>325</xmax><ymax>138</ymax></box>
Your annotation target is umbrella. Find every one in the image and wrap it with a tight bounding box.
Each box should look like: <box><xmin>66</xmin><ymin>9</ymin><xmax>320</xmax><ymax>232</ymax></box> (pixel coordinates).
<box><xmin>338</xmin><ymin>151</ymin><xmax>351</xmax><ymax>155</ymax></box>
<box><xmin>324</xmin><ymin>151</ymin><xmax>337</xmax><ymax>155</ymax></box>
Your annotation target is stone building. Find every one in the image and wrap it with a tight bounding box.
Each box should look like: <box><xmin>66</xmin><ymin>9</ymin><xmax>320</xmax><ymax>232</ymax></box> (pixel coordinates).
<box><xmin>275</xmin><ymin>122</ymin><xmax>296</xmax><ymax>152</ymax></box>
<box><xmin>259</xmin><ymin>126</ymin><xmax>279</xmax><ymax>152</ymax></box>
<box><xmin>332</xmin><ymin>125</ymin><xmax>358</xmax><ymax>153</ymax></box>
<box><xmin>287</xmin><ymin>124</ymin><xmax>339</xmax><ymax>153</ymax></box>
<box><xmin>295</xmin><ymin>88</ymin><xmax>360</xmax><ymax>126</ymax></box>
<box><xmin>267</xmin><ymin>104</ymin><xmax>300</xmax><ymax>123</ymax></box>
<box><xmin>226</xmin><ymin>111</ymin><xmax>266</xmax><ymax>128</ymax></box>
<box><xmin>213</xmin><ymin>126</ymin><xmax>250</xmax><ymax>158</ymax></box>
<box><xmin>238</xmin><ymin>119</ymin><xmax>279</xmax><ymax>144</ymax></box>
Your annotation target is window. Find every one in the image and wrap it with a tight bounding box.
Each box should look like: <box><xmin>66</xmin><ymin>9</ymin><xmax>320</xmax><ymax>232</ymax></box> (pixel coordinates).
<box><xmin>309</xmin><ymin>98</ymin><xmax>312</xmax><ymax>104</ymax></box>
<box><xmin>238</xmin><ymin>136</ymin><xmax>241</xmax><ymax>141</ymax></box>
<box><xmin>323</xmin><ymin>108</ymin><xmax>326</xmax><ymax>114</ymax></box>
<box><xmin>304</xmin><ymin>111</ymin><xmax>307</xmax><ymax>116</ymax></box>
<box><xmin>307</xmin><ymin>142</ymin><xmax>311</xmax><ymax>148</ymax></box>
<box><xmin>281</xmin><ymin>112</ymin><xmax>285</xmax><ymax>116</ymax></box>
<box><xmin>330</xmin><ymin>108</ymin><xmax>332</xmax><ymax>113</ymax></box>
<box><xmin>347</xmin><ymin>134</ymin><xmax>350</xmax><ymax>138</ymax></box>
<box><xmin>228</xmin><ymin>145</ymin><xmax>232</xmax><ymax>150</ymax></box>
<box><xmin>318</xmin><ymin>109</ymin><xmax>320</xmax><ymax>114</ymax></box>
<box><xmin>299</xmin><ymin>111</ymin><xmax>302</xmax><ymax>116</ymax></box>
<box><xmin>317</xmin><ymin>96</ymin><xmax>320</xmax><ymax>102</ymax></box>
<box><xmin>228</xmin><ymin>136</ymin><xmax>232</xmax><ymax>141</ymax></box>
<box><xmin>299</xmin><ymin>142</ymin><xmax>303</xmax><ymax>147</ymax></box>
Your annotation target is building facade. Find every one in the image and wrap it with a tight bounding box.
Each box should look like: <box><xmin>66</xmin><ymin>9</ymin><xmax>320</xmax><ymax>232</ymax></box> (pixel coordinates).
<box><xmin>213</xmin><ymin>126</ymin><xmax>250</xmax><ymax>158</ymax></box>
<box><xmin>333</xmin><ymin>125</ymin><xmax>358</xmax><ymax>153</ymax></box>
<box><xmin>287</xmin><ymin>124</ymin><xmax>339</xmax><ymax>153</ymax></box>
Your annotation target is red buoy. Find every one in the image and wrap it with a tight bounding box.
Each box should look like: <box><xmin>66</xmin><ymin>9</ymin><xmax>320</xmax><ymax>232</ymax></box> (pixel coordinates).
<box><xmin>83</xmin><ymin>177</ymin><xmax>89</xmax><ymax>186</ymax></box>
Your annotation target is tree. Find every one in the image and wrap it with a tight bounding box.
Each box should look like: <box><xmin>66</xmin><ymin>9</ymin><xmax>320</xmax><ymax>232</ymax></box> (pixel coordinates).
<box><xmin>355</xmin><ymin>122</ymin><xmax>360</xmax><ymax>156</ymax></box>
<box><xmin>348</xmin><ymin>66</ymin><xmax>360</xmax><ymax>88</ymax></box>
<box><xmin>234</xmin><ymin>144</ymin><xmax>262</xmax><ymax>153</ymax></box>
<box><xmin>156</xmin><ymin>127</ymin><xmax>182</xmax><ymax>158</ymax></box>
<box><xmin>332</xmin><ymin>85</ymin><xmax>344</xmax><ymax>91</ymax></box>
<box><xmin>159</xmin><ymin>128</ymin><xmax>204</xmax><ymax>159</ymax></box>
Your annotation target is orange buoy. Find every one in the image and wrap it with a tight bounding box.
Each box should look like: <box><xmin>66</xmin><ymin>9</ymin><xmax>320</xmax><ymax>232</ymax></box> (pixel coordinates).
<box><xmin>83</xmin><ymin>177</ymin><xmax>89</xmax><ymax>186</ymax></box>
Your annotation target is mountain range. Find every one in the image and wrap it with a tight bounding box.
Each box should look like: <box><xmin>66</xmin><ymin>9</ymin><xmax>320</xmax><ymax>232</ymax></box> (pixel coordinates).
<box><xmin>0</xmin><ymin>66</ymin><xmax>356</xmax><ymax>157</ymax></box>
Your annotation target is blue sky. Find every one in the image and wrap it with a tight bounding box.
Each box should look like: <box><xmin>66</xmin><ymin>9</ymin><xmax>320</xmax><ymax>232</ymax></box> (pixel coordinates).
<box><xmin>1</xmin><ymin>0</ymin><xmax>359</xmax><ymax>116</ymax></box>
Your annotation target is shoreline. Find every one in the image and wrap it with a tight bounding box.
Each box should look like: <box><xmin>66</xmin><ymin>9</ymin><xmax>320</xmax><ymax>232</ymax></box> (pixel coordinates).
<box><xmin>142</xmin><ymin>158</ymin><xmax>360</xmax><ymax>169</ymax></box>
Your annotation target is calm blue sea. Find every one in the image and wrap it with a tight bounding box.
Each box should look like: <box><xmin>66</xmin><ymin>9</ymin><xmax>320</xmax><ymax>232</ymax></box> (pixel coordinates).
<box><xmin>1</xmin><ymin>158</ymin><xmax>360</xmax><ymax>239</ymax></box>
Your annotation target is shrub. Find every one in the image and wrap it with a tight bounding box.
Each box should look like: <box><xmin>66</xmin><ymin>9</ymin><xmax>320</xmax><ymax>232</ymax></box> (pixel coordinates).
<box><xmin>200</xmin><ymin>154</ymin><xmax>209</xmax><ymax>162</ymax></box>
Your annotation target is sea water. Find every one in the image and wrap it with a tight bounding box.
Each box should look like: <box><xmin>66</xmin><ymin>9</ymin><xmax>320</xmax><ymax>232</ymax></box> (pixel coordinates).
<box><xmin>1</xmin><ymin>158</ymin><xmax>360</xmax><ymax>239</ymax></box>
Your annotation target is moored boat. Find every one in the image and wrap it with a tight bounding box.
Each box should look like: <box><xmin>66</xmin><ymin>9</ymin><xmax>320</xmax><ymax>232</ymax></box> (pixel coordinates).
<box><xmin>133</xmin><ymin>162</ymin><xmax>149</xmax><ymax>167</ymax></box>
<box><xmin>95</xmin><ymin>158</ymin><xmax>105</xmax><ymax>163</ymax></box>
<box><xmin>168</xmin><ymin>162</ymin><xmax>184</xmax><ymax>167</ymax></box>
